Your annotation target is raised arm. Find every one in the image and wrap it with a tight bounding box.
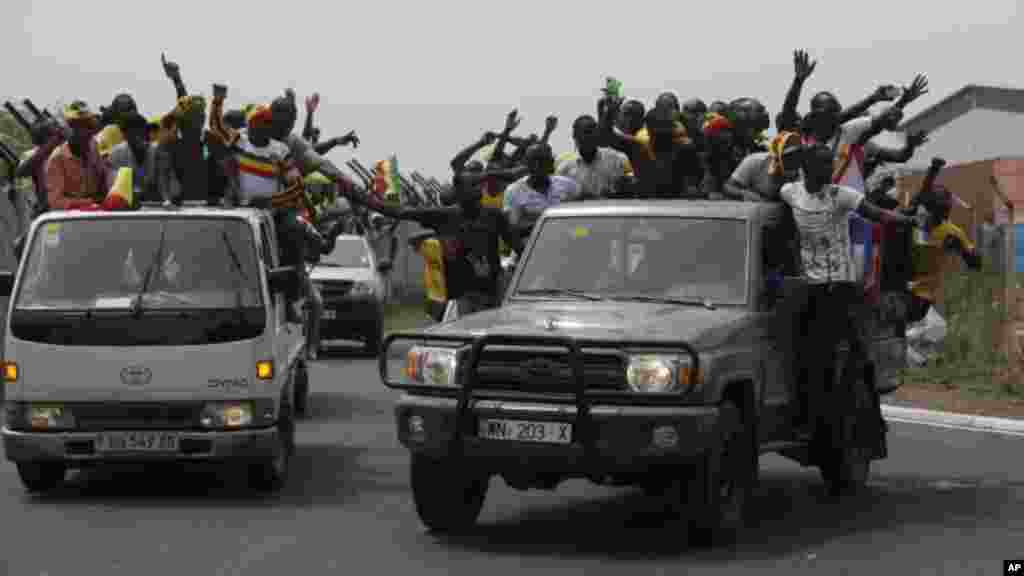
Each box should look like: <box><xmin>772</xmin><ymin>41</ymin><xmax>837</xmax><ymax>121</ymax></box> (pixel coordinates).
<box><xmin>776</xmin><ymin>50</ymin><xmax>816</xmax><ymax>132</ymax></box>
<box><xmin>302</xmin><ymin>93</ymin><xmax>319</xmax><ymax>142</ymax></box>
<box><xmin>489</xmin><ymin>110</ymin><xmax>521</xmax><ymax>167</ymax></box>
<box><xmin>313</xmin><ymin>130</ymin><xmax>359</xmax><ymax>155</ymax></box>
<box><xmin>539</xmin><ymin>115</ymin><xmax>558</xmax><ymax>147</ymax></box>
<box><xmin>161</xmin><ymin>54</ymin><xmax>188</xmax><ymax>100</ymax></box>
<box><xmin>450</xmin><ymin>131</ymin><xmax>498</xmax><ymax>174</ymax></box>
<box><xmin>906</xmin><ymin>157</ymin><xmax>945</xmax><ymax>213</ymax></box>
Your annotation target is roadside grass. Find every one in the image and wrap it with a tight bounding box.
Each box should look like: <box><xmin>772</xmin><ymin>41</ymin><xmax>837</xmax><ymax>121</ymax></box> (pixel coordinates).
<box><xmin>383</xmin><ymin>299</ymin><xmax>431</xmax><ymax>333</ymax></box>
<box><xmin>902</xmin><ymin>270</ymin><xmax>1023</xmax><ymax>402</ymax></box>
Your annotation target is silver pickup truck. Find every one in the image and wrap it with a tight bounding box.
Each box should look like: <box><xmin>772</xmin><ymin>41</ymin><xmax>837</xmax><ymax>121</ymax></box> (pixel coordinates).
<box><xmin>379</xmin><ymin>200</ymin><xmax>907</xmax><ymax>545</ymax></box>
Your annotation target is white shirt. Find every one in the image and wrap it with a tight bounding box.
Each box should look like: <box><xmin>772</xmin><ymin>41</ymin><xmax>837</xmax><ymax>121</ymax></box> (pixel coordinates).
<box><xmin>556</xmin><ymin>147</ymin><xmax>631</xmax><ymax>200</ymax></box>
<box><xmin>502</xmin><ymin>175</ymin><xmax>578</xmax><ymax>226</ymax></box>
<box><xmin>780</xmin><ymin>181</ymin><xmax>865</xmax><ymax>283</ymax></box>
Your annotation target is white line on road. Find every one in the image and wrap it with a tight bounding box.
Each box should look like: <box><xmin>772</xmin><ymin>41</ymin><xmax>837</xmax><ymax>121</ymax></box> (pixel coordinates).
<box><xmin>882</xmin><ymin>404</ymin><xmax>1024</xmax><ymax>438</ymax></box>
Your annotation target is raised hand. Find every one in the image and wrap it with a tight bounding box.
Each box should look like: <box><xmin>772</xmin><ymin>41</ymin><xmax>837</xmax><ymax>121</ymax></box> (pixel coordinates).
<box><xmin>899</xmin><ymin>74</ymin><xmax>929</xmax><ymax>107</ymax></box>
<box><xmin>161</xmin><ymin>53</ymin><xmax>181</xmax><ymax>80</ymax></box>
<box><xmin>340</xmin><ymin>130</ymin><xmax>360</xmax><ymax>148</ymax></box>
<box><xmin>545</xmin><ymin>115</ymin><xmax>558</xmax><ymax>134</ymax></box>
<box><xmin>503</xmin><ymin>109</ymin><xmax>521</xmax><ymax>134</ymax></box>
<box><xmin>481</xmin><ymin>131</ymin><xmax>499</xmax><ymax>146</ymax></box>
<box><xmin>794</xmin><ymin>49</ymin><xmax>817</xmax><ymax>82</ymax></box>
<box><xmin>306</xmin><ymin>93</ymin><xmax>320</xmax><ymax>114</ymax></box>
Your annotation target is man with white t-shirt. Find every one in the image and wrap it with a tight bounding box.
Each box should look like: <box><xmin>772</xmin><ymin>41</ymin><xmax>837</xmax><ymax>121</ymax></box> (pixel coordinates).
<box><xmin>780</xmin><ymin>142</ymin><xmax>919</xmax><ymax>456</ymax></box>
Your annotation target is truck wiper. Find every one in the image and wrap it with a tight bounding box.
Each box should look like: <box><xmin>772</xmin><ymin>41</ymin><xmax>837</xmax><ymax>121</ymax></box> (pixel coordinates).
<box><xmin>130</xmin><ymin>221</ymin><xmax>168</xmax><ymax>319</ymax></box>
<box><xmin>611</xmin><ymin>295</ymin><xmax>717</xmax><ymax>310</ymax></box>
<box><xmin>515</xmin><ymin>288</ymin><xmax>605</xmax><ymax>301</ymax></box>
<box><xmin>221</xmin><ymin>230</ymin><xmax>248</xmax><ymax>311</ymax></box>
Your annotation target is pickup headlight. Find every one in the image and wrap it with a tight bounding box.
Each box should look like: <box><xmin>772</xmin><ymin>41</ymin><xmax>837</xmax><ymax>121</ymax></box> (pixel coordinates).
<box><xmin>200</xmin><ymin>402</ymin><xmax>254</xmax><ymax>428</ymax></box>
<box><xmin>626</xmin><ymin>354</ymin><xmax>701</xmax><ymax>394</ymax></box>
<box><xmin>404</xmin><ymin>346</ymin><xmax>461</xmax><ymax>387</ymax></box>
<box><xmin>28</xmin><ymin>404</ymin><xmax>76</xmax><ymax>430</ymax></box>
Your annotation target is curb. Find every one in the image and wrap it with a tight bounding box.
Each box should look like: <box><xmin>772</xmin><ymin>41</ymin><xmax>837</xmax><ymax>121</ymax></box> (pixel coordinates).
<box><xmin>882</xmin><ymin>404</ymin><xmax>1024</xmax><ymax>437</ymax></box>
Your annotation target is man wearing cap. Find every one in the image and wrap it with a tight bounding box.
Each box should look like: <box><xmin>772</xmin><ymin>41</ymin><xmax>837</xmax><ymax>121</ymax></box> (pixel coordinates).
<box><xmin>108</xmin><ymin>111</ymin><xmax>157</xmax><ymax>204</ymax></box>
<box><xmin>96</xmin><ymin>94</ymin><xmax>140</xmax><ymax>158</ymax></box>
<box><xmin>46</xmin><ymin>102</ymin><xmax>110</xmax><ymax>210</ymax></box>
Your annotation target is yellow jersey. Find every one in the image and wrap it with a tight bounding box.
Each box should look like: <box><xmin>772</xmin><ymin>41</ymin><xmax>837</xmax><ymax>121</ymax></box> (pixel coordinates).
<box><xmin>417</xmin><ymin>238</ymin><xmax>447</xmax><ymax>303</ymax></box>
<box><xmin>95</xmin><ymin>125</ymin><xmax>124</xmax><ymax>158</ymax></box>
<box><xmin>909</xmin><ymin>220</ymin><xmax>975</xmax><ymax>302</ymax></box>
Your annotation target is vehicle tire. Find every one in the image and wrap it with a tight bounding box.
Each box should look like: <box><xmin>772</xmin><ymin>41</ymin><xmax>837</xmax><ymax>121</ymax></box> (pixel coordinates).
<box><xmin>688</xmin><ymin>400</ymin><xmax>753</xmax><ymax>547</ymax></box>
<box><xmin>293</xmin><ymin>360</ymin><xmax>310</xmax><ymax>418</ymax></box>
<box><xmin>410</xmin><ymin>454</ymin><xmax>488</xmax><ymax>533</ymax></box>
<box><xmin>16</xmin><ymin>462</ymin><xmax>66</xmax><ymax>493</ymax></box>
<box><xmin>249</xmin><ymin>399</ymin><xmax>295</xmax><ymax>493</ymax></box>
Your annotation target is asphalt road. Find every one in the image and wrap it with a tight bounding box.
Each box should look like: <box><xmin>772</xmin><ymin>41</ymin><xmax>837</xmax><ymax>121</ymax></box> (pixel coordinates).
<box><xmin>2</xmin><ymin>347</ymin><xmax>1023</xmax><ymax>576</ymax></box>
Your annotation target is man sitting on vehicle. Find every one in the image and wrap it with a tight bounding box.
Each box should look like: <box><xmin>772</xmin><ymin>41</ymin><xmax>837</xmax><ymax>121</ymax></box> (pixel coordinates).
<box><xmin>780</xmin><ymin>141</ymin><xmax>918</xmax><ymax>451</ymax></box>
<box><xmin>503</xmin><ymin>143</ymin><xmax>578</xmax><ymax>235</ymax></box>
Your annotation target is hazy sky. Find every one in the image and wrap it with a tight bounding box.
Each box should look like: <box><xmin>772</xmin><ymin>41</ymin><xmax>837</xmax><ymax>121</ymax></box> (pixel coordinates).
<box><xmin>2</xmin><ymin>0</ymin><xmax>1021</xmax><ymax>178</ymax></box>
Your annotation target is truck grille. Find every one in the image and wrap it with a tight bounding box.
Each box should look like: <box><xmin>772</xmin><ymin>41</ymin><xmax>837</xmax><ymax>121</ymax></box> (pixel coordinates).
<box><xmin>72</xmin><ymin>403</ymin><xmax>204</xmax><ymax>431</ymax></box>
<box><xmin>473</xmin><ymin>347</ymin><xmax>627</xmax><ymax>392</ymax></box>
<box><xmin>316</xmin><ymin>281</ymin><xmax>354</xmax><ymax>299</ymax></box>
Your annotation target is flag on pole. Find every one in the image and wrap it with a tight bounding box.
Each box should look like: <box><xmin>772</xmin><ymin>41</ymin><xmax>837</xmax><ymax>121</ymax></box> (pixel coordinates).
<box><xmin>373</xmin><ymin>156</ymin><xmax>402</xmax><ymax>205</ymax></box>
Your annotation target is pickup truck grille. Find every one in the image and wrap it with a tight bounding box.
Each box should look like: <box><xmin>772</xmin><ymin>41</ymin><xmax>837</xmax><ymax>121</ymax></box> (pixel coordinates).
<box><xmin>72</xmin><ymin>403</ymin><xmax>204</xmax><ymax>431</ymax></box>
<box><xmin>473</xmin><ymin>348</ymin><xmax>627</xmax><ymax>392</ymax></box>
<box><xmin>315</xmin><ymin>281</ymin><xmax>354</xmax><ymax>299</ymax></box>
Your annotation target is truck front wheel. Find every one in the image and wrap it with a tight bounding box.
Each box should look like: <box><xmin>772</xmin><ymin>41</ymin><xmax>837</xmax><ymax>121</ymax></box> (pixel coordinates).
<box><xmin>410</xmin><ymin>454</ymin><xmax>489</xmax><ymax>533</ymax></box>
<box><xmin>17</xmin><ymin>462</ymin><xmax>66</xmax><ymax>493</ymax></box>
<box><xmin>689</xmin><ymin>400</ymin><xmax>754</xmax><ymax>547</ymax></box>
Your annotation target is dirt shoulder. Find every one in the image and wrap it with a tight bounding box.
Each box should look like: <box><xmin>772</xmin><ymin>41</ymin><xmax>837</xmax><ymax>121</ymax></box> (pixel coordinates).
<box><xmin>885</xmin><ymin>374</ymin><xmax>1024</xmax><ymax>420</ymax></box>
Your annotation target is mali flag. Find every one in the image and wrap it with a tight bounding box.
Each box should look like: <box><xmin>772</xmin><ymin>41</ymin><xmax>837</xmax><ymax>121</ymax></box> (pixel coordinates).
<box><xmin>373</xmin><ymin>156</ymin><xmax>402</xmax><ymax>205</ymax></box>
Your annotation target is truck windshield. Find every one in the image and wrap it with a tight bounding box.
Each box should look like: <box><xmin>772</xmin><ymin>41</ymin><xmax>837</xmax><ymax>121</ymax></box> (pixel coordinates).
<box><xmin>14</xmin><ymin>217</ymin><xmax>264</xmax><ymax>311</ymax></box>
<box><xmin>513</xmin><ymin>216</ymin><xmax>749</xmax><ymax>306</ymax></box>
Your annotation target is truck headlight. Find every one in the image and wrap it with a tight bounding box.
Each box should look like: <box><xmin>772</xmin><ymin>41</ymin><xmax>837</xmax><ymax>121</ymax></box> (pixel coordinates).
<box><xmin>28</xmin><ymin>404</ymin><xmax>76</xmax><ymax>430</ymax></box>
<box><xmin>404</xmin><ymin>346</ymin><xmax>461</xmax><ymax>387</ymax></box>
<box><xmin>626</xmin><ymin>354</ymin><xmax>701</xmax><ymax>393</ymax></box>
<box><xmin>201</xmin><ymin>402</ymin><xmax>254</xmax><ymax>428</ymax></box>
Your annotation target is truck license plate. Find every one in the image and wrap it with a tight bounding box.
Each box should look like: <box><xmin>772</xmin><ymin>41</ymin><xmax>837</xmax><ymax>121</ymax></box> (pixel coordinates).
<box><xmin>95</xmin><ymin>432</ymin><xmax>180</xmax><ymax>453</ymax></box>
<box><xmin>478</xmin><ymin>419</ymin><xmax>572</xmax><ymax>444</ymax></box>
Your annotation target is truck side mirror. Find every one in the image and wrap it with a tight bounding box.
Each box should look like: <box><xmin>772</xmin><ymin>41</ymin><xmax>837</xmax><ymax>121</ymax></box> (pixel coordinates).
<box><xmin>0</xmin><ymin>270</ymin><xmax>13</xmax><ymax>297</ymax></box>
<box><xmin>267</xmin><ymin>266</ymin><xmax>299</xmax><ymax>295</ymax></box>
<box><xmin>377</xmin><ymin>260</ymin><xmax>393</xmax><ymax>274</ymax></box>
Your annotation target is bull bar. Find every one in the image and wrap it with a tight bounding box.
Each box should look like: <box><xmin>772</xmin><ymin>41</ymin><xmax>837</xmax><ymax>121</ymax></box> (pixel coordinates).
<box><xmin>379</xmin><ymin>332</ymin><xmax>701</xmax><ymax>455</ymax></box>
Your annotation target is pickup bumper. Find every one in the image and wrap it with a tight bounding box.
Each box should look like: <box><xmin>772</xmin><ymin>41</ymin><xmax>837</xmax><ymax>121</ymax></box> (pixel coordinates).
<box><xmin>2</xmin><ymin>426</ymin><xmax>281</xmax><ymax>465</ymax></box>
<box><xmin>395</xmin><ymin>395</ymin><xmax>722</xmax><ymax>474</ymax></box>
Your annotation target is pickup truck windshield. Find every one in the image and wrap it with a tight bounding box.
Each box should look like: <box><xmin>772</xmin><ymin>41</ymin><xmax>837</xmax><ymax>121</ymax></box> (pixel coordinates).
<box><xmin>15</xmin><ymin>217</ymin><xmax>263</xmax><ymax>311</ymax></box>
<box><xmin>513</xmin><ymin>216</ymin><xmax>749</xmax><ymax>306</ymax></box>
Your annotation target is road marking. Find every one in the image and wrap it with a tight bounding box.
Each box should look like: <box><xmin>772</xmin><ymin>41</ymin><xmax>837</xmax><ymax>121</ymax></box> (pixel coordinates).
<box><xmin>883</xmin><ymin>405</ymin><xmax>1024</xmax><ymax>438</ymax></box>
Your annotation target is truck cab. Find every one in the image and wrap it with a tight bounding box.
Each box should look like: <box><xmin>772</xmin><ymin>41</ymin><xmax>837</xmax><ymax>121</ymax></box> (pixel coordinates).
<box><xmin>379</xmin><ymin>200</ymin><xmax>907</xmax><ymax>544</ymax></box>
<box><xmin>0</xmin><ymin>203</ymin><xmax>310</xmax><ymax>493</ymax></box>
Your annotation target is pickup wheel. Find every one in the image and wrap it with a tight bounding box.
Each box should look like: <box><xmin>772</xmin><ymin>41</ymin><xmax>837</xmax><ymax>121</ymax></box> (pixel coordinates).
<box><xmin>410</xmin><ymin>454</ymin><xmax>488</xmax><ymax>533</ymax></box>
<box><xmin>249</xmin><ymin>399</ymin><xmax>295</xmax><ymax>493</ymax></box>
<box><xmin>293</xmin><ymin>360</ymin><xmax>310</xmax><ymax>418</ymax></box>
<box><xmin>689</xmin><ymin>400</ymin><xmax>753</xmax><ymax>547</ymax></box>
<box><xmin>16</xmin><ymin>462</ymin><xmax>66</xmax><ymax>493</ymax></box>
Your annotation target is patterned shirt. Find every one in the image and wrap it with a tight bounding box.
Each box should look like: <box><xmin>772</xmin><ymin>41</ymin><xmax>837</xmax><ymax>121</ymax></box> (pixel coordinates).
<box><xmin>780</xmin><ymin>181</ymin><xmax>865</xmax><ymax>283</ymax></box>
<box><xmin>502</xmin><ymin>175</ymin><xmax>578</xmax><ymax>227</ymax></box>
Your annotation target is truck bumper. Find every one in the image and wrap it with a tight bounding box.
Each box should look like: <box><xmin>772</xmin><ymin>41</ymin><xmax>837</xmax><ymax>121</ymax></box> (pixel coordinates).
<box><xmin>2</xmin><ymin>426</ymin><xmax>281</xmax><ymax>465</ymax></box>
<box><xmin>395</xmin><ymin>395</ymin><xmax>722</xmax><ymax>475</ymax></box>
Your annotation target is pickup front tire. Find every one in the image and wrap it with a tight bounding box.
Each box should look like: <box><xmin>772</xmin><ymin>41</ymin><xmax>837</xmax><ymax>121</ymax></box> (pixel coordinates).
<box><xmin>249</xmin><ymin>400</ymin><xmax>295</xmax><ymax>493</ymax></box>
<box><xmin>689</xmin><ymin>400</ymin><xmax>754</xmax><ymax>546</ymax></box>
<box><xmin>410</xmin><ymin>454</ymin><xmax>489</xmax><ymax>533</ymax></box>
<box><xmin>16</xmin><ymin>462</ymin><xmax>66</xmax><ymax>493</ymax></box>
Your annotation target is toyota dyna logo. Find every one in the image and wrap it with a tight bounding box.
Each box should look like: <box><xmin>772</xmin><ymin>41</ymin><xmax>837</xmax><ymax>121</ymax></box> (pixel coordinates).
<box><xmin>120</xmin><ymin>366</ymin><xmax>152</xmax><ymax>386</ymax></box>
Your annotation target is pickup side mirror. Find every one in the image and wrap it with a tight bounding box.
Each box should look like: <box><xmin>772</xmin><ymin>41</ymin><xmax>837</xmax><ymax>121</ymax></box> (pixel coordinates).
<box><xmin>377</xmin><ymin>260</ymin><xmax>393</xmax><ymax>274</ymax></box>
<box><xmin>0</xmin><ymin>270</ymin><xmax>14</xmax><ymax>297</ymax></box>
<box><xmin>267</xmin><ymin>266</ymin><xmax>300</xmax><ymax>295</ymax></box>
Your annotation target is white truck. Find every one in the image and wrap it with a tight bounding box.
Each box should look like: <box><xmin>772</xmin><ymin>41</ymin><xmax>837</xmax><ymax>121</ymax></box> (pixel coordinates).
<box><xmin>0</xmin><ymin>203</ymin><xmax>310</xmax><ymax>493</ymax></box>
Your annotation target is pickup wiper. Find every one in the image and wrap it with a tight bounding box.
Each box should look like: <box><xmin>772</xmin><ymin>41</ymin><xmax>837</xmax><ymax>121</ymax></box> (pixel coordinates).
<box><xmin>130</xmin><ymin>221</ymin><xmax>168</xmax><ymax>319</ymax></box>
<box><xmin>221</xmin><ymin>230</ymin><xmax>248</xmax><ymax>310</ymax></box>
<box><xmin>515</xmin><ymin>288</ymin><xmax>605</xmax><ymax>301</ymax></box>
<box><xmin>610</xmin><ymin>295</ymin><xmax>717</xmax><ymax>310</ymax></box>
